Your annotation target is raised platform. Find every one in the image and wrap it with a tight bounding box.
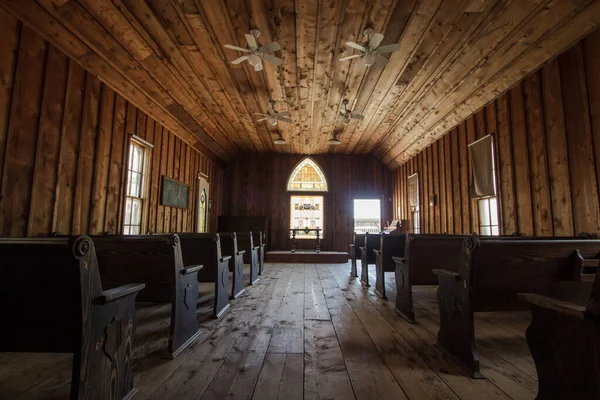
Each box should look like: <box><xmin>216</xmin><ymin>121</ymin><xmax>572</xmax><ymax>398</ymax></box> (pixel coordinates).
<box><xmin>266</xmin><ymin>251</ymin><xmax>349</xmax><ymax>264</ymax></box>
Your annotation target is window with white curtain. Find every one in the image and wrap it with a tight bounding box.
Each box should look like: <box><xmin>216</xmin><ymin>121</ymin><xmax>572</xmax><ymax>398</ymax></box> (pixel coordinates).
<box><xmin>469</xmin><ymin>135</ymin><xmax>499</xmax><ymax>235</ymax></box>
<box><xmin>124</xmin><ymin>138</ymin><xmax>150</xmax><ymax>234</ymax></box>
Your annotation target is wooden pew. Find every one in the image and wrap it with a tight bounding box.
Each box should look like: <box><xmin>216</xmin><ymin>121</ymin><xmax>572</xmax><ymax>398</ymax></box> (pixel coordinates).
<box><xmin>235</xmin><ymin>231</ymin><xmax>259</xmax><ymax>285</ymax></box>
<box><xmin>91</xmin><ymin>234</ymin><xmax>203</xmax><ymax>359</ymax></box>
<box><xmin>394</xmin><ymin>234</ymin><xmax>467</xmax><ymax>323</ymax></box>
<box><xmin>374</xmin><ymin>234</ymin><xmax>407</xmax><ymax>299</ymax></box>
<box><xmin>518</xmin><ymin>252</ymin><xmax>600</xmax><ymax>399</ymax></box>
<box><xmin>218</xmin><ymin>232</ymin><xmax>246</xmax><ymax>298</ymax></box>
<box><xmin>349</xmin><ymin>233</ymin><xmax>366</xmax><ymax>277</ymax></box>
<box><xmin>432</xmin><ymin>237</ymin><xmax>600</xmax><ymax>378</ymax></box>
<box><xmin>360</xmin><ymin>232</ymin><xmax>381</xmax><ymax>287</ymax></box>
<box><xmin>177</xmin><ymin>233</ymin><xmax>232</xmax><ymax>318</ymax></box>
<box><xmin>0</xmin><ymin>236</ymin><xmax>145</xmax><ymax>400</ymax></box>
<box><xmin>393</xmin><ymin>233</ymin><xmax>591</xmax><ymax>322</ymax></box>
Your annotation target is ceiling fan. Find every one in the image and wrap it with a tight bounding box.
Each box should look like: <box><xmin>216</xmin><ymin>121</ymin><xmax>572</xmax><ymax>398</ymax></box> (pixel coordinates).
<box><xmin>339</xmin><ymin>99</ymin><xmax>364</xmax><ymax>125</ymax></box>
<box><xmin>339</xmin><ymin>28</ymin><xmax>401</xmax><ymax>67</ymax></box>
<box><xmin>255</xmin><ymin>101</ymin><xmax>290</xmax><ymax>126</ymax></box>
<box><xmin>224</xmin><ymin>29</ymin><xmax>282</xmax><ymax>72</ymax></box>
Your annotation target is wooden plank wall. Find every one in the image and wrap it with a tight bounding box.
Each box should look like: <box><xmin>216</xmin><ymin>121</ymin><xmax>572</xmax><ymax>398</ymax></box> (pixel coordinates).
<box><xmin>226</xmin><ymin>154</ymin><xmax>393</xmax><ymax>252</ymax></box>
<box><xmin>393</xmin><ymin>29</ymin><xmax>600</xmax><ymax>237</ymax></box>
<box><xmin>0</xmin><ymin>12</ymin><xmax>225</xmax><ymax>237</ymax></box>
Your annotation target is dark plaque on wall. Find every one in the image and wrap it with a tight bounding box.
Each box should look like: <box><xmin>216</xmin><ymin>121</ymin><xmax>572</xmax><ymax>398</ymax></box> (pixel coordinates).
<box><xmin>161</xmin><ymin>176</ymin><xmax>189</xmax><ymax>209</ymax></box>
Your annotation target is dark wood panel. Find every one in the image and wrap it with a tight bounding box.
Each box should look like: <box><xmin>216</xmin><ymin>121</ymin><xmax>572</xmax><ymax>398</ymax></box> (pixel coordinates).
<box><xmin>0</xmin><ymin>14</ymin><xmax>225</xmax><ymax>238</ymax></box>
<box><xmin>393</xmin><ymin>31</ymin><xmax>600</xmax><ymax>238</ymax></box>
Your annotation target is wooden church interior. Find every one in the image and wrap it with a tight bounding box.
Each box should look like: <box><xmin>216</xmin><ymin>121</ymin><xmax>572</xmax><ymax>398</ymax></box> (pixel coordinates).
<box><xmin>1</xmin><ymin>0</ymin><xmax>600</xmax><ymax>399</ymax></box>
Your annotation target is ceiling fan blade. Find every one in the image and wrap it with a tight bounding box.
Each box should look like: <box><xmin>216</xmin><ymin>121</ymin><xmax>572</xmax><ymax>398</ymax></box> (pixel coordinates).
<box><xmin>369</xmin><ymin>33</ymin><xmax>384</xmax><ymax>49</ymax></box>
<box><xmin>262</xmin><ymin>54</ymin><xmax>283</xmax><ymax>65</ymax></box>
<box><xmin>277</xmin><ymin>111</ymin><xmax>290</xmax><ymax>117</ymax></box>
<box><xmin>276</xmin><ymin>117</ymin><xmax>291</xmax><ymax>123</ymax></box>
<box><xmin>245</xmin><ymin>33</ymin><xmax>258</xmax><ymax>49</ymax></box>
<box><xmin>256</xmin><ymin>117</ymin><xmax>269</xmax><ymax>122</ymax></box>
<box><xmin>374</xmin><ymin>54</ymin><xmax>389</xmax><ymax>67</ymax></box>
<box><xmin>254</xmin><ymin>60</ymin><xmax>263</xmax><ymax>71</ymax></box>
<box><xmin>231</xmin><ymin>56</ymin><xmax>249</xmax><ymax>64</ymax></box>
<box><xmin>224</xmin><ymin>44</ymin><xmax>250</xmax><ymax>52</ymax></box>
<box><xmin>345</xmin><ymin>41</ymin><xmax>366</xmax><ymax>52</ymax></box>
<box><xmin>339</xmin><ymin>54</ymin><xmax>362</xmax><ymax>62</ymax></box>
<box><xmin>260</xmin><ymin>41</ymin><xmax>281</xmax><ymax>54</ymax></box>
<box><xmin>377</xmin><ymin>43</ymin><xmax>401</xmax><ymax>54</ymax></box>
<box><xmin>351</xmin><ymin>114</ymin><xmax>364</xmax><ymax>120</ymax></box>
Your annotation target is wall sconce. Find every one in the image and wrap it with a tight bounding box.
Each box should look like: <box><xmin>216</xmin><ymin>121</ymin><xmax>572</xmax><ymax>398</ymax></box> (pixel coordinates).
<box><xmin>208</xmin><ymin>199</ymin><xmax>212</xmax><ymax>211</ymax></box>
<box><xmin>429</xmin><ymin>195</ymin><xmax>437</xmax><ymax>207</ymax></box>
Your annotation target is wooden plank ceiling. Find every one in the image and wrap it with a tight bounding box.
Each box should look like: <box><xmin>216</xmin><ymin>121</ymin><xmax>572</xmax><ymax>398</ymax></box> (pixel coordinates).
<box><xmin>2</xmin><ymin>0</ymin><xmax>600</xmax><ymax>167</ymax></box>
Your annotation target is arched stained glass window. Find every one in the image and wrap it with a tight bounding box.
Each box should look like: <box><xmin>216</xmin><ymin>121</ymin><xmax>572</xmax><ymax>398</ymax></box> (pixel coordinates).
<box><xmin>287</xmin><ymin>158</ymin><xmax>328</xmax><ymax>192</ymax></box>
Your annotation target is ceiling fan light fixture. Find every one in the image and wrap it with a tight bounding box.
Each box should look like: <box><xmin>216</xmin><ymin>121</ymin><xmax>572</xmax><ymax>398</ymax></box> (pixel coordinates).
<box><xmin>248</xmin><ymin>54</ymin><xmax>262</xmax><ymax>66</ymax></box>
<box><xmin>327</xmin><ymin>137</ymin><xmax>341</xmax><ymax>146</ymax></box>
<box><xmin>341</xmin><ymin>116</ymin><xmax>351</xmax><ymax>125</ymax></box>
<box><xmin>268</xmin><ymin>118</ymin><xmax>278</xmax><ymax>126</ymax></box>
<box><xmin>274</xmin><ymin>135</ymin><xmax>287</xmax><ymax>145</ymax></box>
<box><xmin>362</xmin><ymin>52</ymin><xmax>376</xmax><ymax>66</ymax></box>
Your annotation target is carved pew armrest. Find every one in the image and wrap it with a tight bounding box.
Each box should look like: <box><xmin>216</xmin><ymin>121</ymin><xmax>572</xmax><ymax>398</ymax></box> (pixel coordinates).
<box><xmin>236</xmin><ymin>250</ymin><xmax>246</xmax><ymax>256</ymax></box>
<box><xmin>220</xmin><ymin>255</ymin><xmax>232</xmax><ymax>263</ymax></box>
<box><xmin>432</xmin><ymin>269</ymin><xmax>460</xmax><ymax>279</ymax></box>
<box><xmin>252</xmin><ymin>246</ymin><xmax>259</xmax><ymax>250</ymax></box>
<box><xmin>181</xmin><ymin>265</ymin><xmax>203</xmax><ymax>275</ymax></box>
<box><xmin>393</xmin><ymin>256</ymin><xmax>407</xmax><ymax>263</ymax></box>
<box><xmin>517</xmin><ymin>293</ymin><xmax>586</xmax><ymax>319</ymax></box>
<box><xmin>373</xmin><ymin>249</ymin><xmax>382</xmax><ymax>256</ymax></box>
<box><xmin>100</xmin><ymin>283</ymin><xmax>146</xmax><ymax>304</ymax></box>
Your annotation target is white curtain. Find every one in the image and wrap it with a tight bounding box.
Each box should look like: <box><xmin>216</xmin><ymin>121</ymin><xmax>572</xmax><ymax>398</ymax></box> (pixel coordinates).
<box><xmin>468</xmin><ymin>135</ymin><xmax>495</xmax><ymax>198</ymax></box>
<box><xmin>408</xmin><ymin>173</ymin><xmax>419</xmax><ymax>208</ymax></box>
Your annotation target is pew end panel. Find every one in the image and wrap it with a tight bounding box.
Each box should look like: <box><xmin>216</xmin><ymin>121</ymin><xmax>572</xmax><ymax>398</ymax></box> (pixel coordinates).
<box><xmin>374</xmin><ymin>249</ymin><xmax>385</xmax><ymax>298</ymax></box>
<box><xmin>432</xmin><ymin>261</ymin><xmax>482</xmax><ymax>379</ymax></box>
<box><xmin>393</xmin><ymin>256</ymin><xmax>416</xmax><ymax>324</ymax></box>
<box><xmin>360</xmin><ymin>233</ymin><xmax>381</xmax><ymax>287</ymax></box>
<box><xmin>349</xmin><ymin>244</ymin><xmax>358</xmax><ymax>277</ymax></box>
<box><xmin>236</xmin><ymin>231</ymin><xmax>259</xmax><ymax>285</ymax></box>
<box><xmin>375</xmin><ymin>234</ymin><xmax>407</xmax><ymax>299</ymax></box>
<box><xmin>517</xmin><ymin>264</ymin><xmax>600</xmax><ymax>399</ymax></box>
<box><xmin>350</xmin><ymin>233</ymin><xmax>366</xmax><ymax>277</ymax></box>
<box><xmin>360</xmin><ymin>246</ymin><xmax>370</xmax><ymax>287</ymax></box>
<box><xmin>256</xmin><ymin>231</ymin><xmax>265</xmax><ymax>275</ymax></box>
<box><xmin>0</xmin><ymin>236</ymin><xmax>145</xmax><ymax>400</ymax></box>
<box><xmin>218</xmin><ymin>232</ymin><xmax>246</xmax><ymax>299</ymax></box>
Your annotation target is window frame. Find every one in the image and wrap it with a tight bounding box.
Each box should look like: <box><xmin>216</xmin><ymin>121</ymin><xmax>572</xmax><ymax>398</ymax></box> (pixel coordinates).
<box><xmin>289</xmin><ymin>195</ymin><xmax>325</xmax><ymax>239</ymax></box>
<box><xmin>408</xmin><ymin>173</ymin><xmax>421</xmax><ymax>234</ymax></box>
<box><xmin>470</xmin><ymin>135</ymin><xmax>500</xmax><ymax>236</ymax></box>
<box><xmin>123</xmin><ymin>135</ymin><xmax>152</xmax><ymax>235</ymax></box>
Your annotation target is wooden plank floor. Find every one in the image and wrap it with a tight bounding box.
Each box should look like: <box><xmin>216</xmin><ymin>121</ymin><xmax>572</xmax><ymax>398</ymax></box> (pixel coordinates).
<box><xmin>0</xmin><ymin>263</ymin><xmax>538</xmax><ymax>399</ymax></box>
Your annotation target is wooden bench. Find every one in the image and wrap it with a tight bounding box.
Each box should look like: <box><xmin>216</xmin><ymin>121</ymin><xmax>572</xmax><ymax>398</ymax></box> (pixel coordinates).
<box><xmin>235</xmin><ymin>231</ymin><xmax>259</xmax><ymax>285</ymax></box>
<box><xmin>0</xmin><ymin>236</ymin><xmax>145</xmax><ymax>400</ymax></box>
<box><xmin>177</xmin><ymin>233</ymin><xmax>231</xmax><ymax>318</ymax></box>
<box><xmin>219</xmin><ymin>232</ymin><xmax>246</xmax><ymax>298</ymax></box>
<box><xmin>374</xmin><ymin>234</ymin><xmax>407</xmax><ymax>299</ymax></box>
<box><xmin>518</xmin><ymin>252</ymin><xmax>600</xmax><ymax>399</ymax></box>
<box><xmin>360</xmin><ymin>232</ymin><xmax>381</xmax><ymax>287</ymax></box>
<box><xmin>393</xmin><ymin>233</ymin><xmax>590</xmax><ymax>323</ymax></box>
<box><xmin>349</xmin><ymin>233</ymin><xmax>366</xmax><ymax>277</ymax></box>
<box><xmin>432</xmin><ymin>237</ymin><xmax>600</xmax><ymax>378</ymax></box>
<box><xmin>91</xmin><ymin>234</ymin><xmax>203</xmax><ymax>359</ymax></box>
<box><xmin>394</xmin><ymin>234</ymin><xmax>467</xmax><ymax>323</ymax></box>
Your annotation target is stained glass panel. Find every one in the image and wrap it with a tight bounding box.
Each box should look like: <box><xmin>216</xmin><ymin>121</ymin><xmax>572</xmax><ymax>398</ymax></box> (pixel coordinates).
<box><xmin>287</xmin><ymin>158</ymin><xmax>327</xmax><ymax>192</ymax></box>
<box><xmin>290</xmin><ymin>196</ymin><xmax>324</xmax><ymax>239</ymax></box>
